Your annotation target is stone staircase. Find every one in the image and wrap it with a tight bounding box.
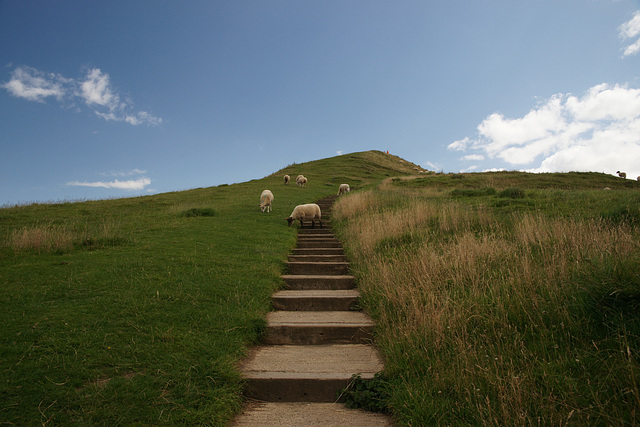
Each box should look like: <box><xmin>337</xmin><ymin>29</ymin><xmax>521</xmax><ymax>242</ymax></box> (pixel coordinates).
<box><xmin>233</xmin><ymin>196</ymin><xmax>392</xmax><ymax>425</ymax></box>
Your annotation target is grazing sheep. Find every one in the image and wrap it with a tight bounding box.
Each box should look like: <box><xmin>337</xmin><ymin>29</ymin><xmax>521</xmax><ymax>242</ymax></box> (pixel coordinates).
<box><xmin>617</xmin><ymin>171</ymin><xmax>627</xmax><ymax>179</ymax></box>
<box><xmin>259</xmin><ymin>189</ymin><xmax>274</xmax><ymax>213</ymax></box>
<box><xmin>296</xmin><ymin>175</ymin><xmax>307</xmax><ymax>187</ymax></box>
<box><xmin>284</xmin><ymin>175</ymin><xmax>290</xmax><ymax>185</ymax></box>
<box><xmin>338</xmin><ymin>183</ymin><xmax>350</xmax><ymax>195</ymax></box>
<box><xmin>286</xmin><ymin>203</ymin><xmax>322</xmax><ymax>228</ymax></box>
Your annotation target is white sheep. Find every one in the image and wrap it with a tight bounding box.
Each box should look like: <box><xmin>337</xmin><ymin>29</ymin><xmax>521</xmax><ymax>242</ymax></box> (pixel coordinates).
<box><xmin>259</xmin><ymin>189</ymin><xmax>274</xmax><ymax>213</ymax></box>
<box><xmin>296</xmin><ymin>175</ymin><xmax>307</xmax><ymax>187</ymax></box>
<box><xmin>338</xmin><ymin>183</ymin><xmax>350</xmax><ymax>195</ymax></box>
<box><xmin>286</xmin><ymin>203</ymin><xmax>322</xmax><ymax>228</ymax></box>
<box><xmin>284</xmin><ymin>175</ymin><xmax>290</xmax><ymax>185</ymax></box>
<box><xmin>617</xmin><ymin>171</ymin><xmax>627</xmax><ymax>179</ymax></box>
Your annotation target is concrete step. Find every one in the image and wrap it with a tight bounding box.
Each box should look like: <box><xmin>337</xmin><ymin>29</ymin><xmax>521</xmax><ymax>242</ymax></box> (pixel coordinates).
<box><xmin>291</xmin><ymin>248</ymin><xmax>345</xmax><ymax>256</ymax></box>
<box><xmin>232</xmin><ymin>402</ymin><xmax>393</xmax><ymax>426</ymax></box>
<box><xmin>262</xmin><ymin>311</ymin><xmax>374</xmax><ymax>345</ymax></box>
<box><xmin>288</xmin><ymin>254</ymin><xmax>347</xmax><ymax>263</ymax></box>
<box><xmin>295</xmin><ymin>239</ymin><xmax>339</xmax><ymax>246</ymax></box>
<box><xmin>298</xmin><ymin>228</ymin><xmax>334</xmax><ymax>235</ymax></box>
<box><xmin>241</xmin><ymin>344</ymin><xmax>383</xmax><ymax>402</ymax></box>
<box><xmin>296</xmin><ymin>240</ymin><xmax>342</xmax><ymax>249</ymax></box>
<box><xmin>296</xmin><ymin>234</ymin><xmax>336</xmax><ymax>240</ymax></box>
<box><xmin>272</xmin><ymin>289</ymin><xmax>360</xmax><ymax>311</ymax></box>
<box><xmin>286</xmin><ymin>262</ymin><xmax>350</xmax><ymax>276</ymax></box>
<box><xmin>297</xmin><ymin>221</ymin><xmax>330</xmax><ymax>229</ymax></box>
<box><xmin>281</xmin><ymin>274</ymin><xmax>355</xmax><ymax>290</ymax></box>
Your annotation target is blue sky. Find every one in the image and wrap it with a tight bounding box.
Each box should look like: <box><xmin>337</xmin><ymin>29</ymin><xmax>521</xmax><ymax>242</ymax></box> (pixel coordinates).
<box><xmin>1</xmin><ymin>1</ymin><xmax>640</xmax><ymax>206</ymax></box>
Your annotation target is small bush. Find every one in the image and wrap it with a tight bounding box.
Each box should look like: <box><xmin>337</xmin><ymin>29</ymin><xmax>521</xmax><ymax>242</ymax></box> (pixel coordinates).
<box><xmin>179</xmin><ymin>208</ymin><xmax>218</xmax><ymax>218</ymax></box>
<box><xmin>498</xmin><ymin>187</ymin><xmax>526</xmax><ymax>199</ymax></box>
<box><xmin>450</xmin><ymin>188</ymin><xmax>496</xmax><ymax>198</ymax></box>
<box><xmin>602</xmin><ymin>203</ymin><xmax>640</xmax><ymax>226</ymax></box>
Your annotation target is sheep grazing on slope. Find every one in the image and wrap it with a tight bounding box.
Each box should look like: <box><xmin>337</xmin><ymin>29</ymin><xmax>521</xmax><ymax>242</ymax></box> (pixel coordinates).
<box><xmin>338</xmin><ymin>183</ymin><xmax>350</xmax><ymax>195</ymax></box>
<box><xmin>296</xmin><ymin>175</ymin><xmax>307</xmax><ymax>187</ymax></box>
<box><xmin>259</xmin><ymin>189</ymin><xmax>274</xmax><ymax>213</ymax></box>
<box><xmin>617</xmin><ymin>171</ymin><xmax>627</xmax><ymax>179</ymax></box>
<box><xmin>286</xmin><ymin>203</ymin><xmax>322</xmax><ymax>228</ymax></box>
<box><xmin>284</xmin><ymin>175</ymin><xmax>290</xmax><ymax>185</ymax></box>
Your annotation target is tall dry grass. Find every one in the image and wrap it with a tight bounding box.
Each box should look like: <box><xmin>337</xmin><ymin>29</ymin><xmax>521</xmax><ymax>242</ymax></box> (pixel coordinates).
<box><xmin>333</xmin><ymin>189</ymin><xmax>640</xmax><ymax>425</ymax></box>
<box><xmin>4</xmin><ymin>220</ymin><xmax>125</xmax><ymax>253</ymax></box>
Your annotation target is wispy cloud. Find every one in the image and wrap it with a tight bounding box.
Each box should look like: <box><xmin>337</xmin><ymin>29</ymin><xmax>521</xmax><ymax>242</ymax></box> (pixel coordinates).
<box><xmin>67</xmin><ymin>177</ymin><xmax>151</xmax><ymax>190</ymax></box>
<box><xmin>462</xmin><ymin>154</ymin><xmax>485</xmax><ymax>161</ymax></box>
<box><xmin>2</xmin><ymin>66</ymin><xmax>162</xmax><ymax>126</ymax></box>
<box><xmin>620</xmin><ymin>11</ymin><xmax>640</xmax><ymax>57</ymax></box>
<box><xmin>2</xmin><ymin>67</ymin><xmax>69</xmax><ymax>102</ymax></box>
<box><xmin>449</xmin><ymin>83</ymin><xmax>640</xmax><ymax>178</ymax></box>
<box><xmin>67</xmin><ymin>169</ymin><xmax>151</xmax><ymax>191</ymax></box>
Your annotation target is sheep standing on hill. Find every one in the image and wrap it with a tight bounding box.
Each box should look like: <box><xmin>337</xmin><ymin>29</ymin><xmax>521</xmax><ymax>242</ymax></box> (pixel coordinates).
<box><xmin>296</xmin><ymin>175</ymin><xmax>307</xmax><ymax>187</ymax></box>
<box><xmin>259</xmin><ymin>190</ymin><xmax>274</xmax><ymax>213</ymax></box>
<box><xmin>286</xmin><ymin>203</ymin><xmax>322</xmax><ymax>228</ymax></box>
<box><xmin>617</xmin><ymin>171</ymin><xmax>627</xmax><ymax>179</ymax></box>
<box><xmin>284</xmin><ymin>175</ymin><xmax>290</xmax><ymax>185</ymax></box>
<box><xmin>338</xmin><ymin>183</ymin><xmax>350</xmax><ymax>195</ymax></box>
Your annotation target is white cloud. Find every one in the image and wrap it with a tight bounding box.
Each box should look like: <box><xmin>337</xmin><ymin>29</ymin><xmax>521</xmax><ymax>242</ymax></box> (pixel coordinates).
<box><xmin>423</xmin><ymin>161</ymin><xmax>441</xmax><ymax>170</ymax></box>
<box><xmin>448</xmin><ymin>137</ymin><xmax>470</xmax><ymax>152</ymax></box>
<box><xmin>461</xmin><ymin>165</ymin><xmax>479</xmax><ymax>172</ymax></box>
<box><xmin>620</xmin><ymin>11</ymin><xmax>640</xmax><ymax>57</ymax></box>
<box><xmin>1</xmin><ymin>66</ymin><xmax>68</xmax><ymax>102</ymax></box>
<box><xmin>2</xmin><ymin>65</ymin><xmax>162</xmax><ymax>126</ymax></box>
<box><xmin>449</xmin><ymin>83</ymin><xmax>640</xmax><ymax>178</ymax></box>
<box><xmin>462</xmin><ymin>154</ymin><xmax>484</xmax><ymax>161</ymax></box>
<box><xmin>67</xmin><ymin>177</ymin><xmax>151</xmax><ymax>190</ymax></box>
<box><xmin>80</xmin><ymin>68</ymin><xmax>118</xmax><ymax>108</ymax></box>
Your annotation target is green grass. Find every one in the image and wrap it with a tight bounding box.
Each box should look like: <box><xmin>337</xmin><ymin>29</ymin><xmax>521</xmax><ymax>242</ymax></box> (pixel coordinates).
<box><xmin>4</xmin><ymin>156</ymin><xmax>639</xmax><ymax>425</ymax></box>
<box><xmin>332</xmin><ymin>172</ymin><xmax>640</xmax><ymax>425</ymax></box>
<box><xmin>0</xmin><ymin>150</ymin><xmax>412</xmax><ymax>425</ymax></box>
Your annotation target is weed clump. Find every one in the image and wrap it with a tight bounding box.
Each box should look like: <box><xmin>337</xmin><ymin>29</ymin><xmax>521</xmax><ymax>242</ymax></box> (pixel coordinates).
<box><xmin>601</xmin><ymin>201</ymin><xmax>640</xmax><ymax>225</ymax></box>
<box><xmin>179</xmin><ymin>208</ymin><xmax>218</xmax><ymax>218</ymax></box>
<box><xmin>339</xmin><ymin>373</ymin><xmax>390</xmax><ymax>413</ymax></box>
<box><xmin>498</xmin><ymin>187</ymin><xmax>526</xmax><ymax>198</ymax></box>
<box><xmin>450</xmin><ymin>188</ymin><xmax>496</xmax><ymax>198</ymax></box>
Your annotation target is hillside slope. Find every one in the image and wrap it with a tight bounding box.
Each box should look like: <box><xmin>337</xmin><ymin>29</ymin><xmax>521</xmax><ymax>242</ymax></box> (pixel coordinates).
<box><xmin>0</xmin><ymin>150</ymin><xmax>414</xmax><ymax>425</ymax></box>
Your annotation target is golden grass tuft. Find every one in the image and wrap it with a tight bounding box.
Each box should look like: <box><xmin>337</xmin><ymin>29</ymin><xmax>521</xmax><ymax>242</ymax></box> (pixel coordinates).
<box><xmin>8</xmin><ymin>223</ymin><xmax>75</xmax><ymax>253</ymax></box>
<box><xmin>5</xmin><ymin>219</ymin><xmax>125</xmax><ymax>253</ymax></box>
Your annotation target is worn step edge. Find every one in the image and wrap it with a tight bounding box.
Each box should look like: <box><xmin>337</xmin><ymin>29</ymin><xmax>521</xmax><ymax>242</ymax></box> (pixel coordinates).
<box><xmin>291</xmin><ymin>248</ymin><xmax>345</xmax><ymax>256</ymax></box>
<box><xmin>298</xmin><ymin>228</ymin><xmax>334</xmax><ymax>234</ymax></box>
<box><xmin>296</xmin><ymin>241</ymin><xmax>342</xmax><ymax>249</ymax></box>
<box><xmin>288</xmin><ymin>255</ymin><xmax>347</xmax><ymax>262</ymax></box>
<box><xmin>281</xmin><ymin>275</ymin><xmax>355</xmax><ymax>290</ymax></box>
<box><xmin>231</xmin><ymin>402</ymin><xmax>394</xmax><ymax>426</ymax></box>
<box><xmin>286</xmin><ymin>262</ymin><xmax>350</xmax><ymax>276</ymax></box>
<box><xmin>263</xmin><ymin>311</ymin><xmax>374</xmax><ymax>345</ymax></box>
<box><xmin>272</xmin><ymin>290</ymin><xmax>360</xmax><ymax>311</ymax></box>
<box><xmin>242</xmin><ymin>375</ymin><xmax>360</xmax><ymax>402</ymax></box>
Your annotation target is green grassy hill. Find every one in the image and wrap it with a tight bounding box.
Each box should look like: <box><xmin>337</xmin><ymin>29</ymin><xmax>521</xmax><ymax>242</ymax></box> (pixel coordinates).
<box><xmin>0</xmin><ymin>150</ymin><xmax>414</xmax><ymax>425</ymax></box>
<box><xmin>2</xmin><ymin>150</ymin><xmax>639</xmax><ymax>425</ymax></box>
